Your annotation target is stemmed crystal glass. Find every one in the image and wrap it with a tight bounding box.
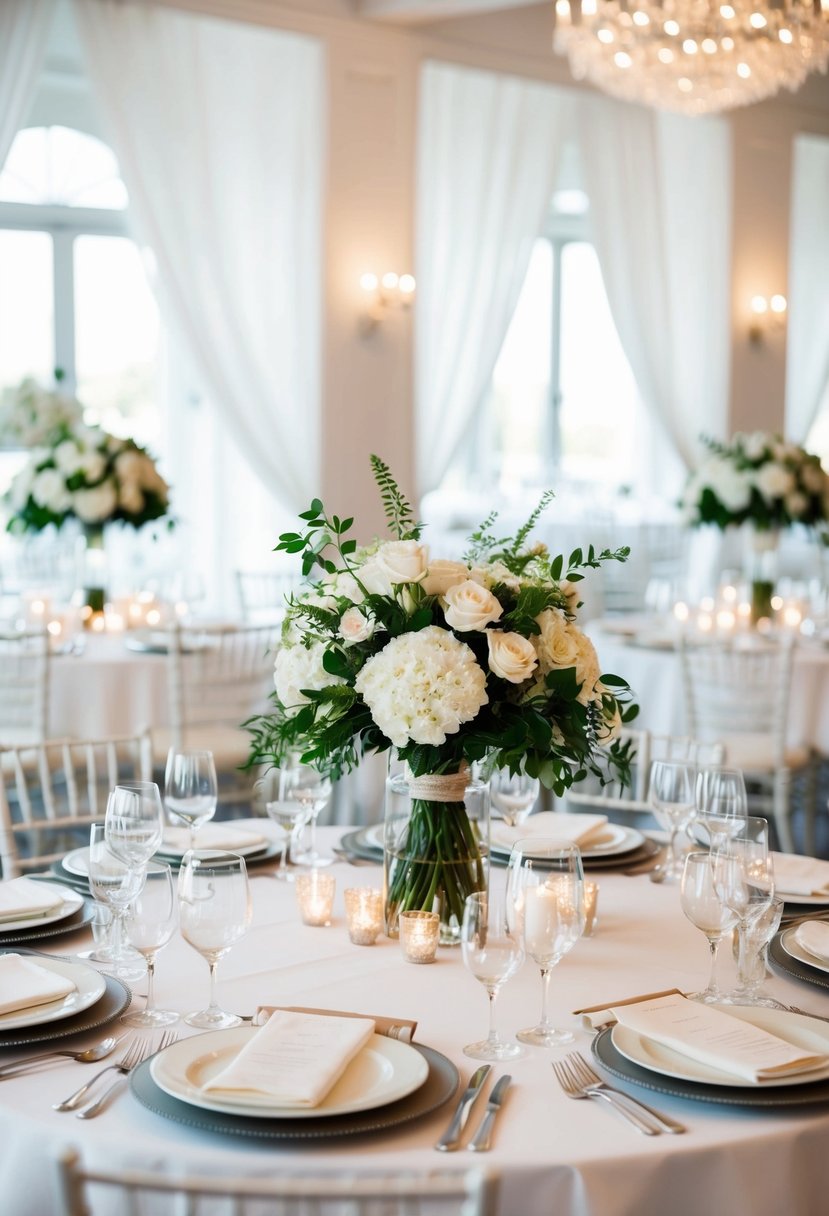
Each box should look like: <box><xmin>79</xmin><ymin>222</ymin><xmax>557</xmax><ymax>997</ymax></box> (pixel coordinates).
<box><xmin>489</xmin><ymin>768</ymin><xmax>540</xmax><ymax>829</ymax></box>
<box><xmin>87</xmin><ymin>823</ymin><xmax>146</xmax><ymax>982</ymax></box>
<box><xmin>264</xmin><ymin>796</ymin><xmax>311</xmax><ymax>882</ymax></box>
<box><xmin>461</xmin><ymin>891</ymin><xmax>525</xmax><ymax>1061</ymax></box>
<box><xmin>164</xmin><ymin>748</ymin><xmax>218</xmax><ymax>852</ymax></box>
<box><xmin>711</xmin><ymin>816</ymin><xmax>777</xmax><ymax>1005</ymax></box>
<box><xmin>506</xmin><ymin>838</ymin><xmax>585</xmax><ymax>1047</ymax></box>
<box><xmin>648</xmin><ymin>759</ymin><xmax>696</xmax><ymax>881</ymax></box>
<box><xmin>122</xmin><ymin>862</ymin><xmax>179</xmax><ymax>1028</ymax></box>
<box><xmin>680</xmin><ymin>852</ymin><xmax>739</xmax><ymax>1003</ymax></box>
<box><xmin>178</xmin><ymin>850</ymin><xmax>252</xmax><ymax>1029</ymax></box>
<box><xmin>694</xmin><ymin>767</ymin><xmax>748</xmax><ymax>850</ymax></box>
<box><xmin>285</xmin><ymin>764</ymin><xmax>333</xmax><ymax>867</ymax></box>
<box><xmin>104</xmin><ymin>782</ymin><xmax>164</xmax><ymax>870</ymax></box>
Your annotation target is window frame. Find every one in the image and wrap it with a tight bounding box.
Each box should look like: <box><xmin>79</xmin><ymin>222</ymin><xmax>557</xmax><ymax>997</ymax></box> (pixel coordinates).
<box><xmin>540</xmin><ymin>210</ymin><xmax>590</xmax><ymax>477</ymax></box>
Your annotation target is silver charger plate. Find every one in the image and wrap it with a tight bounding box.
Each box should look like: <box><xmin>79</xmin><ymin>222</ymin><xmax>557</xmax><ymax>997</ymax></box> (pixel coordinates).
<box><xmin>769</xmin><ymin>931</ymin><xmax>829</xmax><ymax>993</ymax></box>
<box><xmin>130</xmin><ymin>1043</ymin><xmax>459</xmax><ymax>1141</ymax></box>
<box><xmin>0</xmin><ymin>900</ymin><xmax>95</xmax><ymax>946</ymax></box>
<box><xmin>0</xmin><ymin>964</ymin><xmax>130</xmax><ymax>1049</ymax></box>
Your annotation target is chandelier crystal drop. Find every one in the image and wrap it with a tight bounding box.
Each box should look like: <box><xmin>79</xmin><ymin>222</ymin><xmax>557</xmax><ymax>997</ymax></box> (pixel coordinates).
<box><xmin>553</xmin><ymin>0</ymin><xmax>829</xmax><ymax>114</ymax></box>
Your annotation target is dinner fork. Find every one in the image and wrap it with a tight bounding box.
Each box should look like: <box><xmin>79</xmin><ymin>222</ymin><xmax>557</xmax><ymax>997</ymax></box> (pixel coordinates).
<box><xmin>75</xmin><ymin>1030</ymin><xmax>178</xmax><ymax>1120</ymax></box>
<box><xmin>53</xmin><ymin>1037</ymin><xmax>148</xmax><ymax>1112</ymax></box>
<box><xmin>551</xmin><ymin>1057</ymin><xmax>659</xmax><ymax>1135</ymax></box>
<box><xmin>565</xmin><ymin>1053</ymin><xmax>686</xmax><ymax>1134</ymax></box>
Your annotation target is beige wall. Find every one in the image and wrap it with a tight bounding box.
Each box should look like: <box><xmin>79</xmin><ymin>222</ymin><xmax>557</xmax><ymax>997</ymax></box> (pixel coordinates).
<box><xmin>161</xmin><ymin>0</ymin><xmax>829</xmax><ymax>532</ymax></box>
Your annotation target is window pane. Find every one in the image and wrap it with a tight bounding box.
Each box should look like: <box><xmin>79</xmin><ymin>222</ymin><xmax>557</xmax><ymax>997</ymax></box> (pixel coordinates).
<box><xmin>74</xmin><ymin>235</ymin><xmax>160</xmax><ymax>445</ymax></box>
<box><xmin>0</xmin><ymin>229</ymin><xmax>54</xmax><ymax>396</ymax></box>
<box><xmin>559</xmin><ymin>242</ymin><xmax>640</xmax><ymax>487</ymax></box>
<box><xmin>0</xmin><ymin>127</ymin><xmax>128</xmax><ymax>209</ymax></box>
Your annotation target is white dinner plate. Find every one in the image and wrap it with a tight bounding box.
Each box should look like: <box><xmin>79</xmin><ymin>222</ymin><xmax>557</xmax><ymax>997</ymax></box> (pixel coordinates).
<box><xmin>0</xmin><ymin>883</ymin><xmax>84</xmax><ymax>933</ymax></box>
<box><xmin>612</xmin><ymin>1004</ymin><xmax>829</xmax><ymax>1088</ymax></box>
<box><xmin>0</xmin><ymin>955</ymin><xmax>106</xmax><ymax>1030</ymax></box>
<box><xmin>150</xmin><ymin>1027</ymin><xmax>429</xmax><ymax>1118</ymax></box>
<box><xmin>780</xmin><ymin>926</ymin><xmax>829</xmax><ymax>975</ymax></box>
<box><xmin>490</xmin><ymin>821</ymin><xmax>644</xmax><ymax>859</ymax></box>
<box><xmin>156</xmin><ymin>826</ymin><xmax>268</xmax><ymax>859</ymax></box>
<box><xmin>777</xmin><ymin>891</ymin><xmax>829</xmax><ymax>908</ymax></box>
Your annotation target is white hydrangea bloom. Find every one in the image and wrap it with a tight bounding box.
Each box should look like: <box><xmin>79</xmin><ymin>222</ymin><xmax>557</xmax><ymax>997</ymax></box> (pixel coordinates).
<box><xmin>274</xmin><ymin>640</ymin><xmax>345</xmax><ymax>709</ymax></box>
<box><xmin>31</xmin><ymin>468</ymin><xmax>71</xmax><ymax>513</ymax></box>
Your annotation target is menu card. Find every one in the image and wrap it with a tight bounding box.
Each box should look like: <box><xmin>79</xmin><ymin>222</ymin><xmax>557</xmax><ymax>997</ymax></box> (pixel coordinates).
<box><xmin>612</xmin><ymin>993</ymin><xmax>828</xmax><ymax>1083</ymax></box>
<box><xmin>794</xmin><ymin>921</ymin><xmax>829</xmax><ymax>964</ymax></box>
<box><xmin>203</xmin><ymin>1010</ymin><xmax>376</xmax><ymax>1107</ymax></box>
<box><xmin>0</xmin><ymin>954</ymin><xmax>76</xmax><ymax>1015</ymax></box>
<box><xmin>255</xmin><ymin>1004</ymin><xmax>416</xmax><ymax>1042</ymax></box>
<box><xmin>772</xmin><ymin>853</ymin><xmax>829</xmax><ymax>898</ymax></box>
<box><xmin>0</xmin><ymin>879</ymin><xmax>64</xmax><ymax>923</ymax></box>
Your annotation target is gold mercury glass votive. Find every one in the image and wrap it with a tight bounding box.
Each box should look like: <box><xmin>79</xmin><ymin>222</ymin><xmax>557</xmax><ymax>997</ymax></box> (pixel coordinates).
<box><xmin>399</xmin><ymin>910</ymin><xmax>440</xmax><ymax>964</ymax></box>
<box><xmin>344</xmin><ymin>888</ymin><xmax>384</xmax><ymax>945</ymax></box>
<box><xmin>295</xmin><ymin>871</ymin><xmax>336</xmax><ymax>927</ymax></box>
<box><xmin>583</xmin><ymin>881</ymin><xmax>599</xmax><ymax>937</ymax></box>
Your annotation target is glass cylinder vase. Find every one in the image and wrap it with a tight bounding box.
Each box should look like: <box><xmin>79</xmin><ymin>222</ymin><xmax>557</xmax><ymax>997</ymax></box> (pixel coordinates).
<box><xmin>742</xmin><ymin>525</ymin><xmax>780</xmax><ymax>624</ymax></box>
<box><xmin>75</xmin><ymin>524</ymin><xmax>109</xmax><ymax>625</ymax></box>
<box><xmin>383</xmin><ymin>765</ymin><xmax>490</xmax><ymax>947</ymax></box>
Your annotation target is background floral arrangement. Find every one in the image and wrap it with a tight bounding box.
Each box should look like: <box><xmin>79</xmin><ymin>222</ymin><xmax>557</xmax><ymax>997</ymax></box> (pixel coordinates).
<box><xmin>682</xmin><ymin>432</ymin><xmax>829</xmax><ymax>533</ymax></box>
<box><xmin>0</xmin><ymin>376</ymin><xmax>83</xmax><ymax>449</ymax></box>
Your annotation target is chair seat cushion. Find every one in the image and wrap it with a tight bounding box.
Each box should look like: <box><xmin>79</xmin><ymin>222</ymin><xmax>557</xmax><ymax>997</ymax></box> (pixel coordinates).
<box><xmin>151</xmin><ymin>726</ymin><xmax>252</xmax><ymax>772</ymax></box>
<box><xmin>720</xmin><ymin>733</ymin><xmax>810</xmax><ymax>773</ymax></box>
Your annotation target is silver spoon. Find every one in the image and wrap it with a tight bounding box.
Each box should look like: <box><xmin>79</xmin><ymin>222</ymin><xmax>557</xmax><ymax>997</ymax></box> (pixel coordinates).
<box><xmin>0</xmin><ymin>1032</ymin><xmax>129</xmax><ymax>1079</ymax></box>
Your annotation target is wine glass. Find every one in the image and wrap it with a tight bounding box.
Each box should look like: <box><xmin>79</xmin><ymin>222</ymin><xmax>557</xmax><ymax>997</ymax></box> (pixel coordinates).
<box><xmin>694</xmin><ymin>766</ymin><xmax>748</xmax><ymax>850</ymax></box>
<box><xmin>122</xmin><ymin>862</ymin><xmax>179</xmax><ymax>1028</ymax></box>
<box><xmin>461</xmin><ymin>891</ymin><xmax>525</xmax><ymax>1061</ymax></box>
<box><xmin>680</xmin><ymin>852</ymin><xmax>739</xmax><ymax>1003</ymax></box>
<box><xmin>264</xmin><ymin>796</ymin><xmax>311</xmax><ymax>882</ymax></box>
<box><xmin>506</xmin><ymin>838</ymin><xmax>585</xmax><ymax>1047</ymax></box>
<box><xmin>489</xmin><ymin>768</ymin><xmax>540</xmax><ymax>829</ymax></box>
<box><xmin>164</xmin><ymin>748</ymin><xmax>218</xmax><ymax>852</ymax></box>
<box><xmin>104</xmin><ymin>781</ymin><xmax>164</xmax><ymax>869</ymax></box>
<box><xmin>285</xmin><ymin>764</ymin><xmax>333</xmax><ymax>867</ymax></box>
<box><xmin>736</xmin><ymin>895</ymin><xmax>785</xmax><ymax>1004</ymax></box>
<box><xmin>648</xmin><ymin>759</ymin><xmax>696</xmax><ymax>881</ymax></box>
<box><xmin>178</xmin><ymin>850</ymin><xmax>252</xmax><ymax>1029</ymax></box>
<box><xmin>711</xmin><ymin>816</ymin><xmax>776</xmax><ymax>1005</ymax></box>
<box><xmin>87</xmin><ymin>823</ymin><xmax>146</xmax><ymax>982</ymax></box>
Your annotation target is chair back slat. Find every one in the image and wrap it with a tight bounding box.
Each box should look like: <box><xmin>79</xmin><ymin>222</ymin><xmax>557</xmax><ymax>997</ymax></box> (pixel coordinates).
<box><xmin>0</xmin><ymin>629</ymin><xmax>49</xmax><ymax>744</ymax></box>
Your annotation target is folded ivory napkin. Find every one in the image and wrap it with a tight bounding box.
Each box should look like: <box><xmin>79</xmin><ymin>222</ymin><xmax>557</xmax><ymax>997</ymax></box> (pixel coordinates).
<box><xmin>0</xmin><ymin>953</ymin><xmax>76</xmax><ymax>1016</ymax></box>
<box><xmin>494</xmin><ymin>811</ymin><xmax>609</xmax><ymax>851</ymax></box>
<box><xmin>0</xmin><ymin>878</ymin><xmax>64</xmax><ymax>923</ymax></box>
<box><xmin>161</xmin><ymin>824</ymin><xmax>266</xmax><ymax>854</ymax></box>
<box><xmin>611</xmin><ymin>993</ymin><xmax>828</xmax><ymax>1083</ymax></box>
<box><xmin>772</xmin><ymin>853</ymin><xmax>829</xmax><ymax>898</ymax></box>
<box><xmin>202</xmin><ymin>1010</ymin><xmax>376</xmax><ymax>1107</ymax></box>
<box><xmin>255</xmin><ymin>1004</ymin><xmax>417</xmax><ymax>1043</ymax></box>
<box><xmin>794</xmin><ymin>921</ymin><xmax>829</xmax><ymax>964</ymax></box>
<box><xmin>573</xmin><ymin>989</ymin><xmax>686</xmax><ymax>1031</ymax></box>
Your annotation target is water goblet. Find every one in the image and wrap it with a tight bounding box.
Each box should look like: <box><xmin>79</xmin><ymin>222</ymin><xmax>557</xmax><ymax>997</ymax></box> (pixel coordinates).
<box><xmin>506</xmin><ymin>838</ymin><xmax>585</xmax><ymax>1047</ymax></box>
<box><xmin>284</xmin><ymin>764</ymin><xmax>333</xmax><ymax>867</ymax></box>
<box><xmin>680</xmin><ymin>852</ymin><xmax>739</xmax><ymax>1003</ymax></box>
<box><xmin>87</xmin><ymin>823</ymin><xmax>146</xmax><ymax>982</ymax></box>
<box><xmin>694</xmin><ymin>766</ymin><xmax>748</xmax><ymax>850</ymax></box>
<box><xmin>122</xmin><ymin>862</ymin><xmax>179</xmax><ymax>1028</ymax></box>
<box><xmin>164</xmin><ymin>748</ymin><xmax>218</xmax><ymax>852</ymax></box>
<box><xmin>712</xmin><ymin>816</ymin><xmax>776</xmax><ymax>1004</ymax></box>
<box><xmin>264</xmin><ymin>797</ymin><xmax>311</xmax><ymax>882</ymax></box>
<box><xmin>648</xmin><ymin>759</ymin><xmax>696</xmax><ymax>881</ymax></box>
<box><xmin>178</xmin><ymin>850</ymin><xmax>252</xmax><ymax>1029</ymax></box>
<box><xmin>105</xmin><ymin>781</ymin><xmax>164</xmax><ymax>869</ymax></box>
<box><xmin>735</xmin><ymin>895</ymin><xmax>785</xmax><ymax>1006</ymax></box>
<box><xmin>489</xmin><ymin>767</ymin><xmax>540</xmax><ymax>829</ymax></box>
<box><xmin>461</xmin><ymin>891</ymin><xmax>525</xmax><ymax>1061</ymax></box>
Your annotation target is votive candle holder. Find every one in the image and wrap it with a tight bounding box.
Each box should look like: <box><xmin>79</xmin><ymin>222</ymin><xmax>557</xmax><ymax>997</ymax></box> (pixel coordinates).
<box><xmin>296</xmin><ymin>871</ymin><xmax>336</xmax><ymax>927</ymax></box>
<box><xmin>399</xmin><ymin>910</ymin><xmax>439</xmax><ymax>964</ymax></box>
<box><xmin>344</xmin><ymin>887</ymin><xmax>384</xmax><ymax>945</ymax></box>
<box><xmin>583</xmin><ymin>881</ymin><xmax>599</xmax><ymax>937</ymax></box>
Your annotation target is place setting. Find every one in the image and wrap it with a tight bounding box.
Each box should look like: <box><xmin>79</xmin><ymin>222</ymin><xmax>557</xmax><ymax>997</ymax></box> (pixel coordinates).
<box><xmin>0</xmin><ymin>876</ymin><xmax>94</xmax><ymax>947</ymax></box>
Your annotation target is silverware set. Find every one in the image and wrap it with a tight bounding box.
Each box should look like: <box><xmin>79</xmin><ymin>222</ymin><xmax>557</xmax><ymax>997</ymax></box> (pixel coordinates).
<box><xmin>53</xmin><ymin>1030</ymin><xmax>177</xmax><ymax>1119</ymax></box>
<box><xmin>0</xmin><ymin>1031</ymin><xmax>129</xmax><ymax>1079</ymax></box>
<box><xmin>435</xmin><ymin>1064</ymin><xmax>511</xmax><ymax>1152</ymax></box>
<box><xmin>552</xmin><ymin>1053</ymin><xmax>686</xmax><ymax>1136</ymax></box>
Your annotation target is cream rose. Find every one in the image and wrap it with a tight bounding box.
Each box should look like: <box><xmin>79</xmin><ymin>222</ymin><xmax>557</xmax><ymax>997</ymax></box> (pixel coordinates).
<box><xmin>338</xmin><ymin>606</ymin><xmax>374</xmax><ymax>644</ymax></box>
<box><xmin>359</xmin><ymin>540</ymin><xmax>429</xmax><ymax>595</ymax></box>
<box><xmin>443</xmin><ymin>580</ymin><xmax>503</xmax><ymax>632</ymax></box>
<box><xmin>574</xmin><ymin>633</ymin><xmax>602</xmax><ymax>705</ymax></box>
<box><xmin>755</xmin><ymin>462</ymin><xmax>795</xmax><ymax>501</ymax></box>
<box><xmin>422</xmin><ymin>560</ymin><xmax>469</xmax><ymax>597</ymax></box>
<box><xmin>487</xmin><ymin>631</ymin><xmax>538</xmax><ymax>683</ymax></box>
<box><xmin>535</xmin><ymin>608</ymin><xmax>579</xmax><ymax>671</ymax></box>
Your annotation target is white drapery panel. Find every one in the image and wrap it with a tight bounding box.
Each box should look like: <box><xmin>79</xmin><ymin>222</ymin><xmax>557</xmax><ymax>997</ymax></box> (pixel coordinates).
<box><xmin>415</xmin><ymin>62</ymin><xmax>574</xmax><ymax>497</ymax></box>
<box><xmin>786</xmin><ymin>134</ymin><xmax>829</xmax><ymax>444</ymax></box>
<box><xmin>0</xmin><ymin>0</ymin><xmax>55</xmax><ymax>169</ymax></box>
<box><xmin>73</xmin><ymin>0</ymin><xmax>323</xmax><ymax>512</ymax></box>
<box><xmin>578</xmin><ymin>97</ymin><xmax>731</xmax><ymax>475</ymax></box>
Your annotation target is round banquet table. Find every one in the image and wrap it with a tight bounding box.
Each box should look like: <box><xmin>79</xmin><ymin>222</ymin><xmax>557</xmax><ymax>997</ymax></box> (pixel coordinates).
<box><xmin>2</xmin><ymin>826</ymin><xmax>829</xmax><ymax>1216</ymax></box>
<box><xmin>587</xmin><ymin>618</ymin><xmax>829</xmax><ymax>755</ymax></box>
<box><xmin>49</xmin><ymin>633</ymin><xmax>169</xmax><ymax>740</ymax></box>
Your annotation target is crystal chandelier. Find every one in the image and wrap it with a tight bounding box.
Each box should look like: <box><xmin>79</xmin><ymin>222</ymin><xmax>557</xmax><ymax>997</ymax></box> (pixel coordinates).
<box><xmin>553</xmin><ymin>0</ymin><xmax>829</xmax><ymax>115</ymax></box>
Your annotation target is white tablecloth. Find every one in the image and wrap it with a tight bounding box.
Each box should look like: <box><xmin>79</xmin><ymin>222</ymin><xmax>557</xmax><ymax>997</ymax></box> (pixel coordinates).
<box><xmin>2</xmin><ymin>825</ymin><xmax>829</xmax><ymax>1216</ymax></box>
<box><xmin>49</xmin><ymin>634</ymin><xmax>169</xmax><ymax>740</ymax></box>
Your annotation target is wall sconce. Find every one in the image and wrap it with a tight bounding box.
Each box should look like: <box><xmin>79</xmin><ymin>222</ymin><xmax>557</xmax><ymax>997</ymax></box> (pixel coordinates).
<box><xmin>358</xmin><ymin>271</ymin><xmax>416</xmax><ymax>337</ymax></box>
<box><xmin>748</xmin><ymin>293</ymin><xmax>787</xmax><ymax>345</ymax></box>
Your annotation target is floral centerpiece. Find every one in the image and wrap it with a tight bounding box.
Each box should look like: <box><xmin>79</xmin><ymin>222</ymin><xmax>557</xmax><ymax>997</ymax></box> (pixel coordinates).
<box><xmin>247</xmin><ymin>457</ymin><xmax>637</xmax><ymax>939</ymax></box>
<box><xmin>0</xmin><ymin>376</ymin><xmax>83</xmax><ymax>449</ymax></box>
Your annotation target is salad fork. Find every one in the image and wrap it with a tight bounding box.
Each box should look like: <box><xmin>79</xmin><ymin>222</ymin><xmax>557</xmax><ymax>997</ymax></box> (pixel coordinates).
<box><xmin>54</xmin><ymin>1037</ymin><xmax>148</xmax><ymax>1112</ymax></box>
<box><xmin>565</xmin><ymin>1053</ymin><xmax>686</xmax><ymax>1134</ymax></box>
<box><xmin>0</xmin><ymin>1032</ymin><xmax>129</xmax><ymax>1080</ymax></box>
<box><xmin>75</xmin><ymin>1030</ymin><xmax>177</xmax><ymax>1119</ymax></box>
<box><xmin>552</xmin><ymin>1057</ymin><xmax>659</xmax><ymax>1135</ymax></box>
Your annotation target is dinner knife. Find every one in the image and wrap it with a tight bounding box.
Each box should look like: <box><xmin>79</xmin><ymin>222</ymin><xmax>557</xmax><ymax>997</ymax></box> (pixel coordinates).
<box><xmin>467</xmin><ymin>1073</ymin><xmax>511</xmax><ymax>1152</ymax></box>
<box><xmin>434</xmin><ymin>1064</ymin><xmax>491</xmax><ymax>1151</ymax></box>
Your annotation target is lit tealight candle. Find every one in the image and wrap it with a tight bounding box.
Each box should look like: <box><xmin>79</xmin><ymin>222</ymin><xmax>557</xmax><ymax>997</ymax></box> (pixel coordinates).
<box><xmin>583</xmin><ymin>882</ymin><xmax>599</xmax><ymax>937</ymax></box>
<box><xmin>295</xmin><ymin>871</ymin><xmax>336</xmax><ymax>927</ymax></box>
<box><xmin>697</xmin><ymin>611</ymin><xmax>713</xmax><ymax>633</ymax></box>
<box><xmin>721</xmin><ymin>584</ymin><xmax>737</xmax><ymax>604</ymax></box>
<box><xmin>145</xmin><ymin>608</ymin><xmax>162</xmax><ymax>627</ymax></box>
<box><xmin>715</xmin><ymin>609</ymin><xmax>736</xmax><ymax>632</ymax></box>
<box><xmin>781</xmin><ymin>602</ymin><xmax>803</xmax><ymax>630</ymax></box>
<box><xmin>90</xmin><ymin>613</ymin><xmax>106</xmax><ymax>633</ymax></box>
<box><xmin>700</xmin><ymin>596</ymin><xmax>715</xmax><ymax>612</ymax></box>
<box><xmin>399</xmin><ymin>910</ymin><xmax>439</xmax><ymax>964</ymax></box>
<box><xmin>673</xmin><ymin>600</ymin><xmax>689</xmax><ymax>623</ymax></box>
<box><xmin>344</xmin><ymin>887</ymin><xmax>384</xmax><ymax>946</ymax></box>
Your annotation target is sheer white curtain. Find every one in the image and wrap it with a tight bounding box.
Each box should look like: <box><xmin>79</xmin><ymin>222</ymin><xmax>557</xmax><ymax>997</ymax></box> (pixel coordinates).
<box><xmin>415</xmin><ymin>61</ymin><xmax>574</xmax><ymax>497</ymax></box>
<box><xmin>578</xmin><ymin>97</ymin><xmax>731</xmax><ymax>480</ymax></box>
<box><xmin>0</xmin><ymin>0</ymin><xmax>56</xmax><ymax>168</ymax></box>
<box><xmin>786</xmin><ymin>135</ymin><xmax>829</xmax><ymax>443</ymax></box>
<box><xmin>73</xmin><ymin>0</ymin><xmax>323</xmax><ymax>513</ymax></box>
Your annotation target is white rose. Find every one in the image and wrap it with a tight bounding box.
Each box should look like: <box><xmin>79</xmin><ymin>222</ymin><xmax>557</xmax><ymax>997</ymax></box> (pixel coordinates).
<box><xmin>707</xmin><ymin>458</ymin><xmax>752</xmax><ymax>512</ymax></box>
<box><xmin>443</xmin><ymin>579</ymin><xmax>503</xmax><ymax>631</ymax></box>
<box><xmin>54</xmin><ymin>440</ymin><xmax>83</xmax><ymax>476</ymax></box>
<box><xmin>743</xmin><ymin>431</ymin><xmax>769</xmax><ymax>462</ymax></box>
<box><xmin>73</xmin><ymin>479</ymin><xmax>118</xmax><ymax>523</ymax></box>
<box><xmin>273</xmin><ymin>640</ymin><xmax>344</xmax><ymax>708</ymax></box>
<box><xmin>338</xmin><ymin>606</ymin><xmax>374</xmax><ymax>644</ymax></box>
<box><xmin>784</xmin><ymin>490</ymin><xmax>809</xmax><ymax>519</ymax></box>
<box><xmin>487</xmin><ymin>631</ymin><xmax>538</xmax><ymax>683</ymax></box>
<box><xmin>535</xmin><ymin>608</ymin><xmax>579</xmax><ymax>670</ymax></box>
<box><xmin>422</xmin><ymin>559</ymin><xmax>470</xmax><ymax>597</ymax></box>
<box><xmin>78</xmin><ymin>450</ymin><xmax>106</xmax><ymax>482</ymax></box>
<box><xmin>755</xmin><ymin>462</ymin><xmax>795</xmax><ymax>501</ymax></box>
<box><xmin>359</xmin><ymin>540</ymin><xmax>429</xmax><ymax>596</ymax></box>
<box><xmin>31</xmin><ymin>468</ymin><xmax>72</xmax><ymax>513</ymax></box>
<box><xmin>9</xmin><ymin>464</ymin><xmax>35</xmax><ymax>510</ymax></box>
<box><xmin>324</xmin><ymin>570</ymin><xmax>365</xmax><ymax>605</ymax></box>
